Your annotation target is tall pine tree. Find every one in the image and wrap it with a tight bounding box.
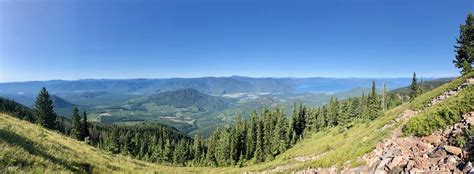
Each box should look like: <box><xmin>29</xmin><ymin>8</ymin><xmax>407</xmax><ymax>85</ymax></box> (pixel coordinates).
<box><xmin>34</xmin><ymin>87</ymin><xmax>57</xmax><ymax>129</ymax></box>
<box><xmin>454</xmin><ymin>13</ymin><xmax>474</xmax><ymax>75</ymax></box>
<box><xmin>381</xmin><ymin>82</ymin><xmax>387</xmax><ymax>111</ymax></box>
<box><xmin>70</xmin><ymin>106</ymin><xmax>82</xmax><ymax>140</ymax></box>
<box><xmin>82</xmin><ymin>110</ymin><xmax>90</xmax><ymax>141</ymax></box>
<box><xmin>409</xmin><ymin>72</ymin><xmax>418</xmax><ymax>100</ymax></box>
<box><xmin>366</xmin><ymin>80</ymin><xmax>381</xmax><ymax>120</ymax></box>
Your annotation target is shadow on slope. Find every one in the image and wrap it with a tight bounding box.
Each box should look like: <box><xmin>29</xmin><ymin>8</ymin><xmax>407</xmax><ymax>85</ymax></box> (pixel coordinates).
<box><xmin>0</xmin><ymin>128</ymin><xmax>92</xmax><ymax>173</ymax></box>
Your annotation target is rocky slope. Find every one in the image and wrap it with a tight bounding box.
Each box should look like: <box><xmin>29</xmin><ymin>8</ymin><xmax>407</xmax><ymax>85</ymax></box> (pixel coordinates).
<box><xmin>298</xmin><ymin>78</ymin><xmax>474</xmax><ymax>174</ymax></box>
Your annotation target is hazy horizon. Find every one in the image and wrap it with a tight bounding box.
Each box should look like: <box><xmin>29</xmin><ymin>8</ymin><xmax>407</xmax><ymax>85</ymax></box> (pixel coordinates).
<box><xmin>0</xmin><ymin>74</ymin><xmax>456</xmax><ymax>83</ymax></box>
<box><xmin>1</xmin><ymin>0</ymin><xmax>472</xmax><ymax>82</ymax></box>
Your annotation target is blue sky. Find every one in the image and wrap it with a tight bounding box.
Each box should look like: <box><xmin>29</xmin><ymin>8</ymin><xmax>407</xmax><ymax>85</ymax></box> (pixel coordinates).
<box><xmin>1</xmin><ymin>0</ymin><xmax>473</xmax><ymax>82</ymax></box>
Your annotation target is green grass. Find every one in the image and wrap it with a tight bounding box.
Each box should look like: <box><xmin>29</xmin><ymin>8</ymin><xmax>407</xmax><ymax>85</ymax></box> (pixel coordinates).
<box><xmin>0</xmin><ymin>113</ymin><xmax>233</xmax><ymax>173</ymax></box>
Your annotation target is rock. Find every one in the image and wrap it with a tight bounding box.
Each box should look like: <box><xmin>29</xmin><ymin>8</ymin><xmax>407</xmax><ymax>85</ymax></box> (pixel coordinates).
<box><xmin>466</xmin><ymin>116</ymin><xmax>474</xmax><ymax>125</ymax></box>
<box><xmin>454</xmin><ymin>123</ymin><xmax>465</xmax><ymax>129</ymax></box>
<box><xmin>409</xmin><ymin>168</ymin><xmax>423</xmax><ymax>173</ymax></box>
<box><xmin>444</xmin><ymin>145</ymin><xmax>462</xmax><ymax>156</ymax></box>
<box><xmin>406</xmin><ymin>160</ymin><xmax>415</xmax><ymax>170</ymax></box>
<box><xmin>443</xmin><ymin>128</ymin><xmax>452</xmax><ymax>136</ymax></box>
<box><xmin>388</xmin><ymin>166</ymin><xmax>403</xmax><ymax>174</ymax></box>
<box><xmin>467</xmin><ymin>78</ymin><xmax>474</xmax><ymax>84</ymax></box>
<box><xmin>428</xmin><ymin>147</ymin><xmax>446</xmax><ymax>158</ymax></box>
<box><xmin>445</xmin><ymin>155</ymin><xmax>457</xmax><ymax>163</ymax></box>
<box><xmin>413</xmin><ymin>157</ymin><xmax>429</xmax><ymax>170</ymax></box>
<box><xmin>423</xmin><ymin>134</ymin><xmax>442</xmax><ymax>146</ymax></box>
<box><xmin>452</xmin><ymin>128</ymin><xmax>463</xmax><ymax>136</ymax></box>
<box><xmin>374</xmin><ymin>169</ymin><xmax>387</xmax><ymax>174</ymax></box>
<box><xmin>368</xmin><ymin>158</ymin><xmax>381</xmax><ymax>172</ymax></box>
<box><xmin>387</xmin><ymin>156</ymin><xmax>403</xmax><ymax>170</ymax></box>
<box><xmin>463</xmin><ymin>162</ymin><xmax>473</xmax><ymax>173</ymax></box>
<box><xmin>377</xmin><ymin>157</ymin><xmax>392</xmax><ymax>170</ymax></box>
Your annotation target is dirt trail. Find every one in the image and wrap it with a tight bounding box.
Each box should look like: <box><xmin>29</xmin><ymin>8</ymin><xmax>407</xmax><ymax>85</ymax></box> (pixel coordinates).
<box><xmin>391</xmin><ymin>109</ymin><xmax>417</xmax><ymax>139</ymax></box>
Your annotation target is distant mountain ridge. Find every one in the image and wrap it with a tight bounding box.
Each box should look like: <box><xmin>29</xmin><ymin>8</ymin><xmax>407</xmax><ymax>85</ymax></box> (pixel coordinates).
<box><xmin>0</xmin><ymin>76</ymin><xmax>424</xmax><ymax>96</ymax></box>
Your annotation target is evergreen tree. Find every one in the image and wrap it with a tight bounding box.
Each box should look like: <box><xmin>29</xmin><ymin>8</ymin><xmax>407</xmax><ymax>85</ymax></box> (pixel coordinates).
<box><xmin>272</xmin><ymin>108</ymin><xmax>287</xmax><ymax>155</ymax></box>
<box><xmin>366</xmin><ymin>80</ymin><xmax>381</xmax><ymax>120</ymax></box>
<box><xmin>193</xmin><ymin>133</ymin><xmax>202</xmax><ymax>165</ymax></box>
<box><xmin>454</xmin><ymin>13</ymin><xmax>474</xmax><ymax>74</ymax></box>
<box><xmin>381</xmin><ymin>82</ymin><xmax>387</xmax><ymax>111</ymax></box>
<box><xmin>409</xmin><ymin>72</ymin><xmax>418</xmax><ymax>100</ymax></box>
<box><xmin>245</xmin><ymin>110</ymin><xmax>258</xmax><ymax>160</ymax></box>
<box><xmin>205</xmin><ymin>133</ymin><xmax>218</xmax><ymax>166</ymax></box>
<box><xmin>34</xmin><ymin>87</ymin><xmax>57</xmax><ymax>129</ymax></box>
<box><xmin>418</xmin><ymin>77</ymin><xmax>424</xmax><ymax>95</ymax></box>
<box><xmin>286</xmin><ymin>117</ymin><xmax>294</xmax><ymax>147</ymax></box>
<box><xmin>337</xmin><ymin>100</ymin><xmax>351</xmax><ymax>128</ymax></box>
<box><xmin>70</xmin><ymin>106</ymin><xmax>82</xmax><ymax>140</ymax></box>
<box><xmin>327</xmin><ymin>97</ymin><xmax>339</xmax><ymax>126</ymax></box>
<box><xmin>234</xmin><ymin>114</ymin><xmax>246</xmax><ymax>161</ymax></box>
<box><xmin>82</xmin><ymin>110</ymin><xmax>90</xmax><ymax>141</ymax></box>
<box><xmin>173</xmin><ymin>140</ymin><xmax>187</xmax><ymax>166</ymax></box>
<box><xmin>254</xmin><ymin>119</ymin><xmax>264</xmax><ymax>162</ymax></box>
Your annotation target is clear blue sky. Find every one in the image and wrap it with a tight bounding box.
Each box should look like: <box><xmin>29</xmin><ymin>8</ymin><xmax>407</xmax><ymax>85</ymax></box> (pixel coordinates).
<box><xmin>1</xmin><ymin>0</ymin><xmax>473</xmax><ymax>82</ymax></box>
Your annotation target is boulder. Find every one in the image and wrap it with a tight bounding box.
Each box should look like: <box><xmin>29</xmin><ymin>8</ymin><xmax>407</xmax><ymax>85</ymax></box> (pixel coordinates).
<box><xmin>444</xmin><ymin>145</ymin><xmax>462</xmax><ymax>156</ymax></box>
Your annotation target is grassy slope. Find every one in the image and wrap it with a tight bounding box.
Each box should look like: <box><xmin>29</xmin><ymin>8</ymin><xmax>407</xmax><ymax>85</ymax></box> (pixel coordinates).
<box><xmin>1</xmin><ymin>73</ymin><xmax>472</xmax><ymax>173</ymax></box>
<box><xmin>0</xmin><ymin>113</ymin><xmax>230</xmax><ymax>173</ymax></box>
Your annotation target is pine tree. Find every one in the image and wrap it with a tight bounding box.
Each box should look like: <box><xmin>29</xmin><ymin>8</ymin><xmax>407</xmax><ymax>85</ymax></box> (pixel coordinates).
<box><xmin>286</xmin><ymin>117</ymin><xmax>294</xmax><ymax>147</ymax></box>
<box><xmin>454</xmin><ymin>13</ymin><xmax>474</xmax><ymax>75</ymax></box>
<box><xmin>245</xmin><ymin>110</ymin><xmax>258</xmax><ymax>160</ymax></box>
<box><xmin>418</xmin><ymin>77</ymin><xmax>424</xmax><ymax>95</ymax></box>
<box><xmin>381</xmin><ymin>82</ymin><xmax>387</xmax><ymax>111</ymax></box>
<box><xmin>409</xmin><ymin>72</ymin><xmax>418</xmax><ymax>100</ymax></box>
<box><xmin>34</xmin><ymin>87</ymin><xmax>57</xmax><ymax>129</ymax></box>
<box><xmin>254</xmin><ymin>119</ymin><xmax>264</xmax><ymax>162</ymax></box>
<box><xmin>70</xmin><ymin>106</ymin><xmax>82</xmax><ymax>140</ymax></box>
<box><xmin>82</xmin><ymin>110</ymin><xmax>90</xmax><ymax>141</ymax></box>
<box><xmin>272</xmin><ymin>108</ymin><xmax>286</xmax><ymax>156</ymax></box>
<box><xmin>366</xmin><ymin>80</ymin><xmax>381</xmax><ymax>120</ymax></box>
<box><xmin>193</xmin><ymin>133</ymin><xmax>202</xmax><ymax>165</ymax></box>
<box><xmin>327</xmin><ymin>97</ymin><xmax>339</xmax><ymax>126</ymax></box>
<box><xmin>205</xmin><ymin>133</ymin><xmax>218</xmax><ymax>166</ymax></box>
<box><xmin>173</xmin><ymin>140</ymin><xmax>187</xmax><ymax>166</ymax></box>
